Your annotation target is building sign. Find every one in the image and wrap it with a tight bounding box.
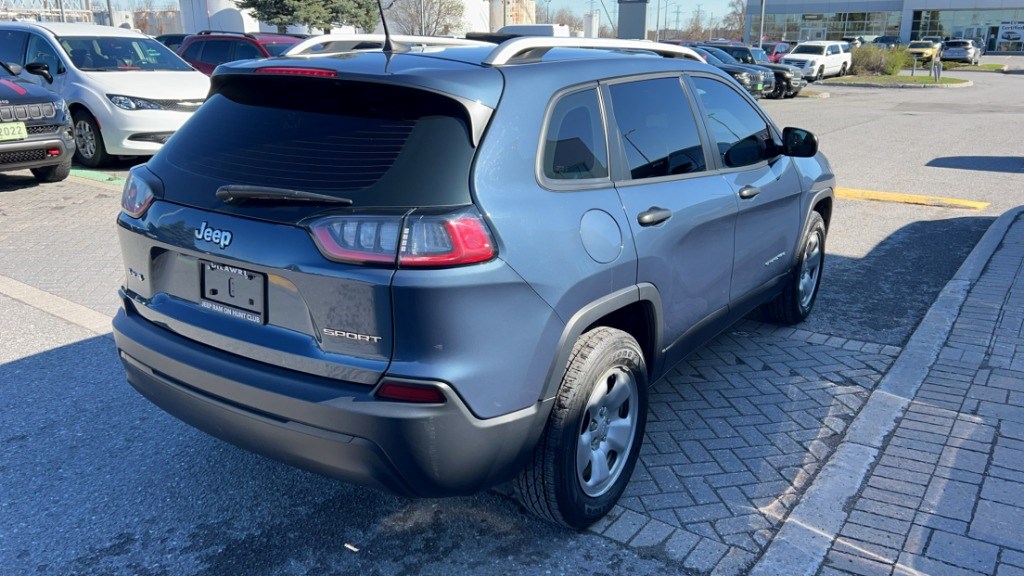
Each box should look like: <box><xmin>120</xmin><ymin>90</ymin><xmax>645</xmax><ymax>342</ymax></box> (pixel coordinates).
<box><xmin>998</xmin><ymin>21</ymin><xmax>1023</xmax><ymax>44</ymax></box>
<box><xmin>802</xmin><ymin>14</ymin><xmax>823</xmax><ymax>21</ymax></box>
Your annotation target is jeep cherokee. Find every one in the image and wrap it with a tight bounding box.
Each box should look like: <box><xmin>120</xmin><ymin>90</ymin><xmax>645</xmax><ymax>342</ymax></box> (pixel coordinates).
<box><xmin>113</xmin><ymin>37</ymin><xmax>835</xmax><ymax>529</ymax></box>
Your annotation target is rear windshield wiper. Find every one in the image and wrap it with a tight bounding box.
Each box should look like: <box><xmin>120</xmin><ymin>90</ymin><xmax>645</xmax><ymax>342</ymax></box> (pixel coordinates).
<box><xmin>216</xmin><ymin>185</ymin><xmax>353</xmax><ymax>205</ymax></box>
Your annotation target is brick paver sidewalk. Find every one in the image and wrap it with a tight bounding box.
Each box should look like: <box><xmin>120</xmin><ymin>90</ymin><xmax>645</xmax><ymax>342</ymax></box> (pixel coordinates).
<box><xmin>819</xmin><ymin>214</ymin><xmax>1024</xmax><ymax>576</ymax></box>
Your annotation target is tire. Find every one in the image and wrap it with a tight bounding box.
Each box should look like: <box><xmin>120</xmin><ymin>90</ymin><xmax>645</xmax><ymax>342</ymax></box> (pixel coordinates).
<box><xmin>514</xmin><ymin>327</ymin><xmax>648</xmax><ymax>529</ymax></box>
<box><xmin>814</xmin><ymin>66</ymin><xmax>824</xmax><ymax>82</ymax></box>
<box><xmin>762</xmin><ymin>211</ymin><xmax>827</xmax><ymax>325</ymax></box>
<box><xmin>72</xmin><ymin>110</ymin><xmax>109</xmax><ymax>168</ymax></box>
<box><xmin>784</xmin><ymin>89</ymin><xmax>800</xmax><ymax>99</ymax></box>
<box><xmin>30</xmin><ymin>160</ymin><xmax>71</xmax><ymax>183</ymax></box>
<box><xmin>767</xmin><ymin>81</ymin><xmax>785</xmax><ymax>99</ymax></box>
<box><xmin>839</xmin><ymin>63</ymin><xmax>848</xmax><ymax>77</ymax></box>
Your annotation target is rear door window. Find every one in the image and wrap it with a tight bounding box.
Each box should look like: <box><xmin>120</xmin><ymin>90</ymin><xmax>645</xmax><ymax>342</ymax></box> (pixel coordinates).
<box><xmin>199</xmin><ymin>40</ymin><xmax>231</xmax><ymax>64</ymax></box>
<box><xmin>181</xmin><ymin>41</ymin><xmax>202</xmax><ymax>61</ymax></box>
<box><xmin>691</xmin><ymin>76</ymin><xmax>777</xmax><ymax>169</ymax></box>
<box><xmin>233</xmin><ymin>41</ymin><xmax>262</xmax><ymax>60</ymax></box>
<box><xmin>607</xmin><ymin>76</ymin><xmax>706</xmax><ymax>180</ymax></box>
<box><xmin>540</xmin><ymin>87</ymin><xmax>608</xmax><ymax>181</ymax></box>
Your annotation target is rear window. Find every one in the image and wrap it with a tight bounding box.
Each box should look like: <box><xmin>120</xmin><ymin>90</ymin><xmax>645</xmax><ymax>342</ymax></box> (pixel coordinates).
<box><xmin>154</xmin><ymin>76</ymin><xmax>476</xmax><ymax>208</ymax></box>
<box><xmin>791</xmin><ymin>45</ymin><xmax>826</xmax><ymax>55</ymax></box>
<box><xmin>946</xmin><ymin>41</ymin><xmax>970</xmax><ymax>48</ymax></box>
<box><xmin>262</xmin><ymin>43</ymin><xmax>295</xmax><ymax>56</ymax></box>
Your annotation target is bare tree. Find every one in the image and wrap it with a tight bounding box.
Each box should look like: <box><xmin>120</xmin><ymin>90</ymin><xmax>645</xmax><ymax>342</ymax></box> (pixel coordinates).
<box><xmin>722</xmin><ymin>0</ymin><xmax>746</xmax><ymax>39</ymax></box>
<box><xmin>682</xmin><ymin>10</ymin><xmax>704</xmax><ymax>39</ymax></box>
<box><xmin>388</xmin><ymin>0</ymin><xmax>465</xmax><ymax>35</ymax></box>
<box><xmin>552</xmin><ymin>7</ymin><xmax>582</xmax><ymax>35</ymax></box>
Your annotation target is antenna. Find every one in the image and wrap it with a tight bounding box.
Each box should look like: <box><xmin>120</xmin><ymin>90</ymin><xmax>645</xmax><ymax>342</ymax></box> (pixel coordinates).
<box><xmin>375</xmin><ymin>0</ymin><xmax>408</xmax><ymax>53</ymax></box>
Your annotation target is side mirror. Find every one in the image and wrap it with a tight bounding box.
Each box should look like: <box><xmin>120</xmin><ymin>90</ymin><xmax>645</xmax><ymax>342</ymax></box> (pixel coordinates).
<box><xmin>783</xmin><ymin>127</ymin><xmax>818</xmax><ymax>157</ymax></box>
<box><xmin>5</xmin><ymin>62</ymin><xmax>22</xmax><ymax>75</ymax></box>
<box><xmin>25</xmin><ymin>62</ymin><xmax>53</xmax><ymax>84</ymax></box>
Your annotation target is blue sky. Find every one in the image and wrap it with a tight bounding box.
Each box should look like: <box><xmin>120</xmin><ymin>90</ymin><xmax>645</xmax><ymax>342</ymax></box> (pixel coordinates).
<box><xmin>542</xmin><ymin>0</ymin><xmax>735</xmax><ymax>32</ymax></box>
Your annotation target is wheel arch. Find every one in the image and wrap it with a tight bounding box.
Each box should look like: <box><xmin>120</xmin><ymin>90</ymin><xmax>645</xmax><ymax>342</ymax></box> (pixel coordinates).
<box><xmin>812</xmin><ymin>194</ymin><xmax>833</xmax><ymax>230</ymax></box>
<box><xmin>540</xmin><ymin>284</ymin><xmax>663</xmax><ymax>402</ymax></box>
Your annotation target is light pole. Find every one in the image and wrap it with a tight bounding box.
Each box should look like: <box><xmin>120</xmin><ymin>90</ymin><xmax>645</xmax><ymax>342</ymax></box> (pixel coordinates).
<box><xmin>758</xmin><ymin>0</ymin><xmax>766</xmax><ymax>47</ymax></box>
<box><xmin>654</xmin><ymin>0</ymin><xmax>661</xmax><ymax>40</ymax></box>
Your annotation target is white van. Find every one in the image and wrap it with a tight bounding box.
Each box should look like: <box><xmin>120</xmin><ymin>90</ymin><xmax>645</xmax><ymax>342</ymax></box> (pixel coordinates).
<box><xmin>0</xmin><ymin>22</ymin><xmax>209</xmax><ymax>166</ymax></box>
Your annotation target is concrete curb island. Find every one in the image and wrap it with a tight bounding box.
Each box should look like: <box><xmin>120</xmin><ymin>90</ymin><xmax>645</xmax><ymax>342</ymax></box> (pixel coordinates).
<box><xmin>820</xmin><ymin>79</ymin><xmax>974</xmax><ymax>89</ymax></box>
<box><xmin>750</xmin><ymin>205</ymin><xmax>1024</xmax><ymax>576</ymax></box>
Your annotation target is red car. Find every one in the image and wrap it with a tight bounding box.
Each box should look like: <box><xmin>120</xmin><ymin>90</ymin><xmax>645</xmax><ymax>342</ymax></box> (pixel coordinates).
<box><xmin>761</xmin><ymin>41</ymin><xmax>792</xmax><ymax>63</ymax></box>
<box><xmin>177</xmin><ymin>30</ymin><xmax>302</xmax><ymax>75</ymax></box>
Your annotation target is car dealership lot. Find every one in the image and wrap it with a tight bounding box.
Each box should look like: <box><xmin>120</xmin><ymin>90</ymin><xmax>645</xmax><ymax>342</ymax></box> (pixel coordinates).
<box><xmin>1</xmin><ymin>64</ymin><xmax>1022</xmax><ymax>575</ymax></box>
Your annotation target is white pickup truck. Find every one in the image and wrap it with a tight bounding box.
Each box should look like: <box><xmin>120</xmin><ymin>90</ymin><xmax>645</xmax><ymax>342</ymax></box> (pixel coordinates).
<box><xmin>781</xmin><ymin>41</ymin><xmax>853</xmax><ymax>81</ymax></box>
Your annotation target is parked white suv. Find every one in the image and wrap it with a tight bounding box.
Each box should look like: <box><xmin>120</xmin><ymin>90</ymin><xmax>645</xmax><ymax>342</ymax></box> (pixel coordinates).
<box><xmin>0</xmin><ymin>22</ymin><xmax>209</xmax><ymax>167</ymax></box>
<box><xmin>781</xmin><ymin>41</ymin><xmax>852</xmax><ymax>81</ymax></box>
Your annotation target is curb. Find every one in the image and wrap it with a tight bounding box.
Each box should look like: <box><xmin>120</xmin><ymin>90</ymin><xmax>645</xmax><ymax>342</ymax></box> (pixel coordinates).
<box><xmin>820</xmin><ymin>79</ymin><xmax>973</xmax><ymax>88</ymax></box>
<box><xmin>750</xmin><ymin>205</ymin><xmax>1024</xmax><ymax>576</ymax></box>
<box><xmin>796</xmin><ymin>90</ymin><xmax>830</xmax><ymax>99</ymax></box>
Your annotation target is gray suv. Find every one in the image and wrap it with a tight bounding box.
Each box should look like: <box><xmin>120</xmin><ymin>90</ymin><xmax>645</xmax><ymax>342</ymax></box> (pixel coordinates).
<box><xmin>113</xmin><ymin>37</ymin><xmax>835</xmax><ymax>529</ymax></box>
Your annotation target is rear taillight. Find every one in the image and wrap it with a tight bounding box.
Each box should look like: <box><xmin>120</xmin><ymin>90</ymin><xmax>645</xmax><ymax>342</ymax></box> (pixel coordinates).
<box><xmin>309</xmin><ymin>207</ymin><xmax>496</xmax><ymax>268</ymax></box>
<box><xmin>121</xmin><ymin>168</ymin><xmax>157</xmax><ymax>218</ymax></box>
<box><xmin>311</xmin><ymin>216</ymin><xmax>402</xmax><ymax>264</ymax></box>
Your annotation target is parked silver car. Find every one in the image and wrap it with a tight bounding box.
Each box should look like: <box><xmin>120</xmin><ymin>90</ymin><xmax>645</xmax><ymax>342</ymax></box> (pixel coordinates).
<box><xmin>942</xmin><ymin>39</ymin><xmax>981</xmax><ymax>64</ymax></box>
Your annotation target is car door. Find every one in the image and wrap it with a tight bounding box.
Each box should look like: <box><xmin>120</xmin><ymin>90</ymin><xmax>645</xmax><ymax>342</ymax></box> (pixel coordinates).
<box><xmin>825</xmin><ymin>44</ymin><xmax>841</xmax><ymax>74</ymax></box>
<box><xmin>604</xmin><ymin>75</ymin><xmax>738</xmax><ymax>355</ymax></box>
<box><xmin>687</xmin><ymin>74</ymin><xmax>802</xmax><ymax>304</ymax></box>
<box><xmin>19</xmin><ymin>33</ymin><xmax>67</xmax><ymax>95</ymax></box>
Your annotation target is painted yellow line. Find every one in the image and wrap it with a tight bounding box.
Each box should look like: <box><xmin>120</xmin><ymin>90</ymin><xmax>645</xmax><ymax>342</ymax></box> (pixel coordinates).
<box><xmin>836</xmin><ymin>187</ymin><xmax>989</xmax><ymax>211</ymax></box>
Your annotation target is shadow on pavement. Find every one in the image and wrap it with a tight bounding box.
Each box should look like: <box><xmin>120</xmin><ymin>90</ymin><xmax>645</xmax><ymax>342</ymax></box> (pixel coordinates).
<box><xmin>926</xmin><ymin>155</ymin><xmax>1024</xmax><ymax>173</ymax></box>
<box><xmin>794</xmin><ymin>214</ymin><xmax>993</xmax><ymax>346</ymax></box>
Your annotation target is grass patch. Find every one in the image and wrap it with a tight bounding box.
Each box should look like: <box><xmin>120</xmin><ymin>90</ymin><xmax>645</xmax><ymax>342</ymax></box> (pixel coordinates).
<box><xmin>824</xmin><ymin>75</ymin><xmax>968</xmax><ymax>85</ymax></box>
<box><xmin>963</xmin><ymin>63</ymin><xmax>1006</xmax><ymax>71</ymax></box>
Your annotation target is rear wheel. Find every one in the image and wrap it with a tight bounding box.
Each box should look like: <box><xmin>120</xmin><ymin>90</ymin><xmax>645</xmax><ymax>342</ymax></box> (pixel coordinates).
<box><xmin>30</xmin><ymin>160</ymin><xmax>71</xmax><ymax>183</ymax></box>
<box><xmin>515</xmin><ymin>327</ymin><xmax>648</xmax><ymax>529</ymax></box>
<box><xmin>763</xmin><ymin>212</ymin><xmax>826</xmax><ymax>325</ymax></box>
<box><xmin>72</xmin><ymin>110</ymin><xmax>109</xmax><ymax>168</ymax></box>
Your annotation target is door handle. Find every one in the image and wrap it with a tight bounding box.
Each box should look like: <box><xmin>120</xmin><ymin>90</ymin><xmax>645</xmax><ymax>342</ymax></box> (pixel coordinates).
<box><xmin>638</xmin><ymin>207</ymin><xmax>672</xmax><ymax>227</ymax></box>
<box><xmin>739</xmin><ymin>185</ymin><xmax>761</xmax><ymax>199</ymax></box>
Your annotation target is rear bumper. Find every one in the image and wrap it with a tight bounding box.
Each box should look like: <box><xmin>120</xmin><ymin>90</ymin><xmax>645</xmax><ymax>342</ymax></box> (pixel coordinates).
<box><xmin>113</xmin><ymin>298</ymin><xmax>552</xmax><ymax>497</ymax></box>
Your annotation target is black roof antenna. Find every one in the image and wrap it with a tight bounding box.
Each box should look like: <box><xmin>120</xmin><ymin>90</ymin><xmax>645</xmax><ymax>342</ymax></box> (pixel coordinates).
<box><xmin>376</xmin><ymin>0</ymin><xmax>408</xmax><ymax>54</ymax></box>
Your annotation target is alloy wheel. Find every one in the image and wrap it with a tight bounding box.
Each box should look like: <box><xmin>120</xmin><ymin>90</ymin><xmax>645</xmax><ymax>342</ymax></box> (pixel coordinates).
<box><xmin>75</xmin><ymin>120</ymin><xmax>96</xmax><ymax>159</ymax></box>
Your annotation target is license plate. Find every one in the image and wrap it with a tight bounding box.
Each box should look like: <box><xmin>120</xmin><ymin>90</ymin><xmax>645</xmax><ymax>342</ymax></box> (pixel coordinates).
<box><xmin>0</xmin><ymin>121</ymin><xmax>27</xmax><ymax>142</ymax></box>
<box><xmin>756</xmin><ymin>83</ymin><xmax>763</xmax><ymax>91</ymax></box>
<box><xmin>200</xmin><ymin>261</ymin><xmax>265</xmax><ymax>324</ymax></box>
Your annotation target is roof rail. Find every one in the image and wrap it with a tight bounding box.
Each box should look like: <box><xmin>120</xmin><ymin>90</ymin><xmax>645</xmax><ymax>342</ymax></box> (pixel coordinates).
<box><xmin>286</xmin><ymin>33</ymin><xmax>488</xmax><ymax>56</ymax></box>
<box><xmin>197</xmin><ymin>30</ymin><xmax>256</xmax><ymax>38</ymax></box>
<box><xmin>197</xmin><ymin>29</ymin><xmax>307</xmax><ymax>39</ymax></box>
<box><xmin>482</xmin><ymin>37</ymin><xmax>702</xmax><ymax>66</ymax></box>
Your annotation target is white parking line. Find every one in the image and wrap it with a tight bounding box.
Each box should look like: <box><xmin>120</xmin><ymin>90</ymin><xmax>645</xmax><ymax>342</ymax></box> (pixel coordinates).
<box><xmin>0</xmin><ymin>275</ymin><xmax>113</xmax><ymax>337</ymax></box>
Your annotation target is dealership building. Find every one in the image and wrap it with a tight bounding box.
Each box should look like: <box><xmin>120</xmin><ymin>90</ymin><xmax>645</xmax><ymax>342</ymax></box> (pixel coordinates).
<box><xmin>744</xmin><ymin>0</ymin><xmax>1024</xmax><ymax>52</ymax></box>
